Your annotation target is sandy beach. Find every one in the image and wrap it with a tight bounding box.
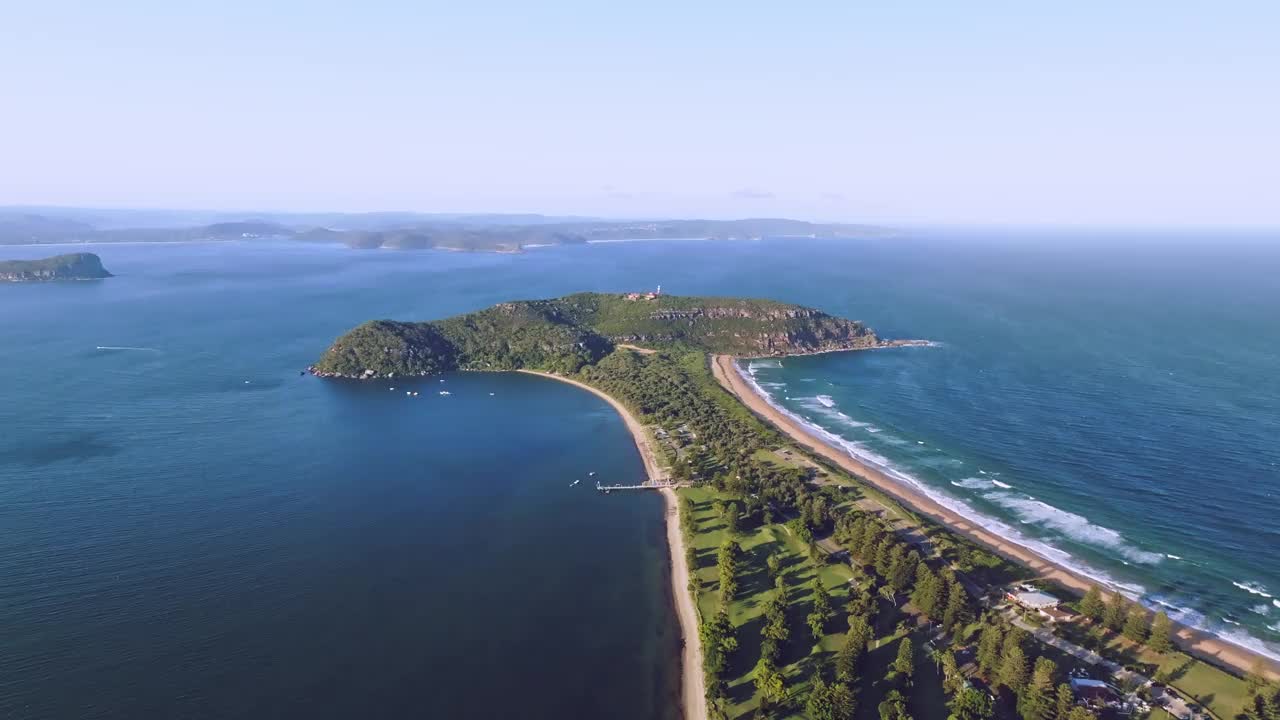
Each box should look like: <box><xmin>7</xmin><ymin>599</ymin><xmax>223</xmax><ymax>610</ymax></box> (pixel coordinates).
<box><xmin>711</xmin><ymin>355</ymin><xmax>1279</xmax><ymax>681</ymax></box>
<box><xmin>518</xmin><ymin>371</ymin><xmax>708</xmax><ymax>720</ymax></box>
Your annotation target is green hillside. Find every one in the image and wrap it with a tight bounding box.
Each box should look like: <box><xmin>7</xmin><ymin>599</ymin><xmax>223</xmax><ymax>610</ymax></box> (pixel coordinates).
<box><xmin>310</xmin><ymin>292</ymin><xmax>883</xmax><ymax>378</ymax></box>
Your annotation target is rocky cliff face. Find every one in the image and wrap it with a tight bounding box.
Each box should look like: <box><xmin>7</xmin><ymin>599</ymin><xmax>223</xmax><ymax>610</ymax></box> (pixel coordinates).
<box><xmin>0</xmin><ymin>253</ymin><xmax>112</xmax><ymax>282</ymax></box>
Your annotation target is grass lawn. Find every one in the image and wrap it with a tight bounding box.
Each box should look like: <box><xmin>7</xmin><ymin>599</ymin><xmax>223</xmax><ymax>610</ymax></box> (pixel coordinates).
<box><xmin>682</xmin><ymin>486</ymin><xmax>861</xmax><ymax>719</ymax></box>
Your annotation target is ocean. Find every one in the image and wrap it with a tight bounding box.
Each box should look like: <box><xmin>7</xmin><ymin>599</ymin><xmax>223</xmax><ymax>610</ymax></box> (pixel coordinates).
<box><xmin>0</xmin><ymin>231</ymin><xmax>1277</xmax><ymax>716</ymax></box>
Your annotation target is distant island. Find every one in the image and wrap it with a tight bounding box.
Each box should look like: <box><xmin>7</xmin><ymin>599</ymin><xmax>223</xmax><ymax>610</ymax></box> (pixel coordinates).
<box><xmin>0</xmin><ymin>207</ymin><xmax>893</xmax><ymax>253</ymax></box>
<box><xmin>313</xmin><ymin>291</ymin><xmax>1277</xmax><ymax>719</ymax></box>
<box><xmin>0</xmin><ymin>253</ymin><xmax>112</xmax><ymax>282</ymax></box>
<box><xmin>309</xmin><ymin>291</ymin><xmax>917</xmax><ymax>378</ymax></box>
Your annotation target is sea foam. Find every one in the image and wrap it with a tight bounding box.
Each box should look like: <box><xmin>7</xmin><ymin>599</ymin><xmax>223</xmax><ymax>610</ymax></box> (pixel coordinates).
<box><xmin>1233</xmin><ymin>581</ymin><xmax>1274</xmax><ymax>598</ymax></box>
<box><xmin>982</xmin><ymin>493</ymin><xmax>1164</xmax><ymax>564</ymax></box>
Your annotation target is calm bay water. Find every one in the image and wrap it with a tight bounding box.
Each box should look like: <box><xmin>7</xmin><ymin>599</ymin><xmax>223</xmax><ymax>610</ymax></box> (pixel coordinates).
<box><xmin>1</xmin><ymin>232</ymin><xmax>1278</xmax><ymax>716</ymax></box>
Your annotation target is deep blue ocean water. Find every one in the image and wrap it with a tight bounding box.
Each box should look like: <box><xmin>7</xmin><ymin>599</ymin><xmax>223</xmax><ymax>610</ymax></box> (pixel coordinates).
<box><xmin>1</xmin><ymin>232</ymin><xmax>1278</xmax><ymax>716</ymax></box>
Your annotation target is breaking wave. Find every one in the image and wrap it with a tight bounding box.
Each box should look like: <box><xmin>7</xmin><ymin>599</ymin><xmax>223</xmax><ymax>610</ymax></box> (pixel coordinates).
<box><xmin>982</xmin><ymin>494</ymin><xmax>1165</xmax><ymax>564</ymax></box>
<box><xmin>1234</xmin><ymin>581</ymin><xmax>1274</xmax><ymax>598</ymax></box>
<box><xmin>991</xmin><ymin>479</ymin><xmax>1013</xmax><ymax>489</ymax></box>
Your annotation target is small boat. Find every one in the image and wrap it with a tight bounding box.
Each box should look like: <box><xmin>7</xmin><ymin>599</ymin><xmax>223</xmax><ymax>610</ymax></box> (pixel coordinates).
<box><xmin>412</xmin><ymin>392</ymin><xmax>419</xmax><ymax>396</ymax></box>
<box><xmin>406</xmin><ymin>391</ymin><xmax>412</xmax><ymax>395</ymax></box>
<box><xmin>439</xmin><ymin>391</ymin><xmax>451</xmax><ymax>396</ymax></box>
<box><xmin>489</xmin><ymin>392</ymin><xmax>495</xmax><ymax>396</ymax></box>
<box><xmin>570</xmin><ymin>479</ymin><xmax>580</xmax><ymax>487</ymax></box>
<box><xmin>588</xmin><ymin>471</ymin><xmax>596</xmax><ymax>477</ymax></box>
<box><xmin>390</xmin><ymin>387</ymin><xmax>395</xmax><ymax>391</ymax></box>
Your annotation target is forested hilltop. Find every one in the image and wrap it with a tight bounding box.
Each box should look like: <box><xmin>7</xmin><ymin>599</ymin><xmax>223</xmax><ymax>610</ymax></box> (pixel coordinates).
<box><xmin>0</xmin><ymin>253</ymin><xmax>112</xmax><ymax>282</ymax></box>
<box><xmin>310</xmin><ymin>292</ymin><xmax>905</xmax><ymax>378</ymax></box>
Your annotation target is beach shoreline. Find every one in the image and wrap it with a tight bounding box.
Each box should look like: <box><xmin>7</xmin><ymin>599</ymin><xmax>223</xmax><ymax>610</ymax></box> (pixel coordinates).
<box><xmin>516</xmin><ymin>370</ymin><xmax>708</xmax><ymax>720</ymax></box>
<box><xmin>710</xmin><ymin>354</ymin><xmax>1280</xmax><ymax>681</ymax></box>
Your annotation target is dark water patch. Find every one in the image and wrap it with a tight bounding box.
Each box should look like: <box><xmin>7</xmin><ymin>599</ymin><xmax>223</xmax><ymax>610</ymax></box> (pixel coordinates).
<box><xmin>1</xmin><ymin>431</ymin><xmax>121</xmax><ymax>467</ymax></box>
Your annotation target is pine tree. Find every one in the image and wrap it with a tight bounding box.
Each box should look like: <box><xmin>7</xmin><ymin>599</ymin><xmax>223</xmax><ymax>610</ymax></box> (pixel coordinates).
<box><xmin>1148</xmin><ymin>611</ymin><xmax>1173</xmax><ymax>653</ymax></box>
<box><xmin>1080</xmin><ymin>586</ymin><xmax>1105</xmax><ymax>623</ymax></box>
<box><xmin>1055</xmin><ymin>683</ymin><xmax>1075</xmax><ymax>720</ymax></box>
<box><xmin>941</xmin><ymin>651</ymin><xmax>963</xmax><ymax>695</ymax></box>
<box><xmin>889</xmin><ymin>546</ymin><xmax>915</xmax><ymax>592</ymax></box>
<box><xmin>976</xmin><ymin>623</ymin><xmax>1004</xmax><ymax>677</ymax></box>
<box><xmin>999</xmin><ymin>642</ymin><xmax>1029</xmax><ymax>693</ymax></box>
<box><xmin>829</xmin><ymin>682</ymin><xmax>856</xmax><ymax>720</ymax></box>
<box><xmin>879</xmin><ymin>689</ymin><xmax>911</xmax><ymax>720</ymax></box>
<box><xmin>951</xmin><ymin>687</ymin><xmax>994</xmax><ymax>720</ymax></box>
<box><xmin>894</xmin><ymin>637</ymin><xmax>914</xmax><ymax>677</ymax></box>
<box><xmin>754</xmin><ymin>656</ymin><xmax>786</xmax><ymax>704</ymax></box>
<box><xmin>1103</xmin><ymin>593</ymin><xmax>1127</xmax><ymax>632</ymax></box>
<box><xmin>1019</xmin><ymin>657</ymin><xmax>1058</xmax><ymax>720</ymax></box>
<box><xmin>809</xmin><ymin>579</ymin><xmax>835</xmax><ymax>639</ymax></box>
<box><xmin>808</xmin><ymin>676</ymin><xmax>835</xmax><ymax>720</ymax></box>
<box><xmin>1123</xmin><ymin>606</ymin><xmax>1149</xmax><ymax>643</ymax></box>
<box><xmin>875</xmin><ymin>538</ymin><xmax>897</xmax><ymax>578</ymax></box>
<box><xmin>943</xmin><ymin>580</ymin><xmax>971</xmax><ymax>632</ymax></box>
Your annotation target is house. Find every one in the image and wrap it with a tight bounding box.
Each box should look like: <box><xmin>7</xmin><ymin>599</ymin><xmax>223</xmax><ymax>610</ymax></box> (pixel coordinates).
<box><xmin>1041</xmin><ymin>606</ymin><xmax>1076</xmax><ymax>623</ymax></box>
<box><xmin>1071</xmin><ymin>678</ymin><xmax>1120</xmax><ymax>705</ymax></box>
<box><xmin>1009</xmin><ymin>590</ymin><xmax>1060</xmax><ymax>610</ymax></box>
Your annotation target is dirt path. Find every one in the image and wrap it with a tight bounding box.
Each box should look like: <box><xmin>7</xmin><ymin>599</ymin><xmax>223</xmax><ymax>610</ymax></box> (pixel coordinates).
<box><xmin>517</xmin><ymin>371</ymin><xmax>707</xmax><ymax>719</ymax></box>
<box><xmin>710</xmin><ymin>355</ymin><xmax>1279</xmax><ymax>681</ymax></box>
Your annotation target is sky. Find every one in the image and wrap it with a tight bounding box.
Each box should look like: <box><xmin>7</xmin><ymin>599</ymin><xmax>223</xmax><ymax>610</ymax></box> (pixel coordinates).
<box><xmin>2</xmin><ymin>1</ymin><xmax>1278</xmax><ymax>226</ymax></box>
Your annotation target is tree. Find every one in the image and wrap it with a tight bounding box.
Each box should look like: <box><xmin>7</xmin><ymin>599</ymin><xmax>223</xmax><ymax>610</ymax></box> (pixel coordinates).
<box><xmin>943</xmin><ymin>581</ymin><xmax>971</xmax><ymax>632</ymax></box>
<box><xmin>1123</xmin><ymin>606</ymin><xmax>1149</xmax><ymax>643</ymax></box>
<box><xmin>1103</xmin><ymin>593</ymin><xmax>1127</xmax><ymax>632</ymax></box>
<box><xmin>809</xmin><ymin>579</ymin><xmax>835</xmax><ymax>639</ymax></box>
<box><xmin>1147</xmin><ymin>611</ymin><xmax>1174</xmax><ymax>654</ymax></box>
<box><xmin>911</xmin><ymin>567</ymin><xmax>944</xmax><ymax>619</ymax></box>
<box><xmin>1019</xmin><ymin>657</ymin><xmax>1058</xmax><ymax>720</ymax></box>
<box><xmin>1080</xmin><ymin>586</ymin><xmax>1105</xmax><ymax>623</ymax></box>
<box><xmin>887</xmin><ymin>545</ymin><xmax>912</xmax><ymax>592</ymax></box>
<box><xmin>1055</xmin><ymin>683</ymin><xmax>1075</xmax><ymax>720</ymax></box>
<box><xmin>837</xmin><ymin>616</ymin><xmax>873</xmax><ymax>680</ymax></box>
<box><xmin>766</xmin><ymin>553</ymin><xmax>782</xmax><ymax>578</ymax></box>
<box><xmin>950</xmin><ymin>687</ymin><xmax>994</xmax><ymax>720</ymax></box>
<box><xmin>879</xmin><ymin>690</ymin><xmax>911</xmax><ymax>720</ymax></box>
<box><xmin>976</xmin><ymin>623</ymin><xmax>1004</xmax><ymax>677</ymax></box>
<box><xmin>723</xmin><ymin>502</ymin><xmax>740</xmax><ymax>536</ymax></box>
<box><xmin>717</xmin><ymin>539</ymin><xmax>739</xmax><ymax>604</ymax></box>
<box><xmin>754</xmin><ymin>657</ymin><xmax>786</xmax><ymax>705</ymax></box>
<box><xmin>894</xmin><ymin>637</ymin><xmax>915</xmax><ymax>677</ymax></box>
<box><xmin>941</xmin><ymin>650</ymin><xmax>964</xmax><ymax>694</ymax></box>
<box><xmin>829</xmin><ymin>682</ymin><xmax>856</xmax><ymax>720</ymax></box>
<box><xmin>807</xmin><ymin>676</ymin><xmax>857</xmax><ymax>720</ymax></box>
<box><xmin>1066</xmin><ymin>707</ymin><xmax>1096</xmax><ymax>720</ymax></box>
<box><xmin>998</xmin><ymin>642</ymin><xmax>1029</xmax><ymax>693</ymax></box>
<box><xmin>808</xmin><ymin>676</ymin><xmax>835</xmax><ymax>720</ymax></box>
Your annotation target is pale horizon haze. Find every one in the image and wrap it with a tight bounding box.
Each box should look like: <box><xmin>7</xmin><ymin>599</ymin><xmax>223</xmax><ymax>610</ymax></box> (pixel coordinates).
<box><xmin>2</xmin><ymin>1</ymin><xmax>1278</xmax><ymax>227</ymax></box>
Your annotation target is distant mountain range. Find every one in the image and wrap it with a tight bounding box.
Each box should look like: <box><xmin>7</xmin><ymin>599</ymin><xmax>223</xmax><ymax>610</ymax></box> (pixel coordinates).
<box><xmin>0</xmin><ymin>207</ymin><xmax>892</xmax><ymax>252</ymax></box>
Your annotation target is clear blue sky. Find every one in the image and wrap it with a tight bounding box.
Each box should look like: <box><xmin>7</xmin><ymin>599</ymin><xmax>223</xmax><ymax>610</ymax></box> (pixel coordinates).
<box><xmin>3</xmin><ymin>1</ymin><xmax>1277</xmax><ymax>225</ymax></box>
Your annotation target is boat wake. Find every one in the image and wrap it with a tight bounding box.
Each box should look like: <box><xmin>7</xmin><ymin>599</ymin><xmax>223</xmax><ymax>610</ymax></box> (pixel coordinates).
<box><xmin>95</xmin><ymin>346</ymin><xmax>160</xmax><ymax>352</ymax></box>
